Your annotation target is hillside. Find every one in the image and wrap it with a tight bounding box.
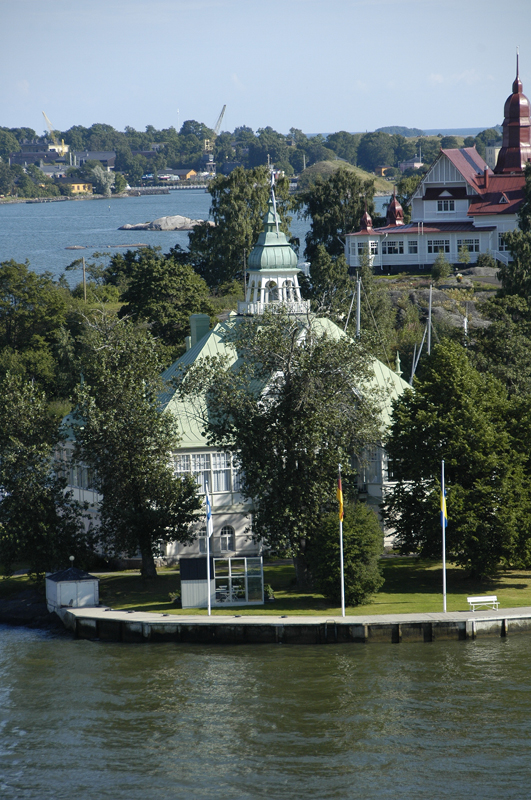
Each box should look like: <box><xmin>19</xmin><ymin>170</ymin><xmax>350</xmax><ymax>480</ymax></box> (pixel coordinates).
<box><xmin>298</xmin><ymin>160</ymin><xmax>392</xmax><ymax>194</ymax></box>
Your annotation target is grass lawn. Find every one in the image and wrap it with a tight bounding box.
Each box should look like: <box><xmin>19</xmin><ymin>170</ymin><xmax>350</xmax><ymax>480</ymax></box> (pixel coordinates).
<box><xmin>93</xmin><ymin>558</ymin><xmax>531</xmax><ymax>617</ymax></box>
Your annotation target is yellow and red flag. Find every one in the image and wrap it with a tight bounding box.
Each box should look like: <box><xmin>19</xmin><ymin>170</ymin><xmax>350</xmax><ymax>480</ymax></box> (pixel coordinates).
<box><xmin>337</xmin><ymin>471</ymin><xmax>344</xmax><ymax>521</ymax></box>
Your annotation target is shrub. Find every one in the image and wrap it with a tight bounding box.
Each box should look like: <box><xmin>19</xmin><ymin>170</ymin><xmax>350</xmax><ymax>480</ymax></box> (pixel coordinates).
<box><xmin>307</xmin><ymin>503</ymin><xmax>384</xmax><ymax>606</ymax></box>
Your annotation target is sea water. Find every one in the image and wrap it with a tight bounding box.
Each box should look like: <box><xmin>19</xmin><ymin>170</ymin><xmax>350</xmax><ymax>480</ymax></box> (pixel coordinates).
<box><xmin>1</xmin><ymin>625</ymin><xmax>530</xmax><ymax>800</ymax></box>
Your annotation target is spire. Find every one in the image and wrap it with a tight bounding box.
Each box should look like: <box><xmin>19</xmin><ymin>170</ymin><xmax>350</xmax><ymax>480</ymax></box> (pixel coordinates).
<box><xmin>494</xmin><ymin>52</ymin><xmax>531</xmax><ymax>173</ymax></box>
<box><xmin>386</xmin><ymin>188</ymin><xmax>405</xmax><ymax>226</ymax></box>
<box><xmin>359</xmin><ymin>200</ymin><xmax>373</xmax><ymax>231</ymax></box>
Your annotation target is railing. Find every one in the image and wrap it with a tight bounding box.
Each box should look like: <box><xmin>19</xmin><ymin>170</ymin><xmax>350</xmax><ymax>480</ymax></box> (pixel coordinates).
<box><xmin>237</xmin><ymin>300</ymin><xmax>311</xmax><ymax>315</ymax></box>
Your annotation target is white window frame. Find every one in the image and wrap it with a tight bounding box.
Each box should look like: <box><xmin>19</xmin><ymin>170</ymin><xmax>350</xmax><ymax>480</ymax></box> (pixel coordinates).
<box><xmin>408</xmin><ymin>240</ymin><xmax>418</xmax><ymax>254</ymax></box>
<box><xmin>437</xmin><ymin>199</ymin><xmax>455</xmax><ymax>212</ymax></box>
<box><xmin>427</xmin><ymin>239</ymin><xmax>450</xmax><ymax>254</ymax></box>
<box><xmin>457</xmin><ymin>238</ymin><xmax>480</xmax><ymax>253</ymax></box>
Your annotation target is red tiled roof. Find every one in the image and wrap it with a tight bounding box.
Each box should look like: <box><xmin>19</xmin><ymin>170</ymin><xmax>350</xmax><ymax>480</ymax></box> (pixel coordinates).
<box><xmin>467</xmin><ymin>173</ymin><xmax>525</xmax><ymax>215</ymax></box>
<box><xmin>441</xmin><ymin>147</ymin><xmax>491</xmax><ymax>192</ymax></box>
<box><xmin>347</xmin><ymin>222</ymin><xmax>496</xmax><ymax>237</ymax></box>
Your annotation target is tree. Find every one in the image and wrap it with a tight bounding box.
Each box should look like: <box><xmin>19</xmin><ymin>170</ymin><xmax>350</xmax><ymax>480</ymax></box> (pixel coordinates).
<box><xmin>296</xmin><ymin>167</ymin><xmax>375</xmax><ymax>261</ymax></box>
<box><xmin>431</xmin><ymin>251</ymin><xmax>451</xmax><ymax>283</ymax></box>
<box><xmin>117</xmin><ymin>247</ymin><xmax>214</xmax><ymax>361</ymax></box>
<box><xmin>86</xmin><ymin>163</ymin><xmax>114</xmax><ymax>196</ymax></box>
<box><xmin>305</xmin><ymin>244</ymin><xmax>353</xmax><ymax>321</ymax></box>
<box><xmin>181</xmin><ymin>311</ymin><xmax>382</xmax><ymax>584</ymax></box>
<box><xmin>458</xmin><ymin>244</ymin><xmax>471</xmax><ymax>267</ymax></box>
<box><xmin>385</xmin><ymin>341</ymin><xmax>530</xmax><ymax>577</ymax></box>
<box><xmin>187</xmin><ymin>166</ymin><xmax>292</xmax><ymax>288</ymax></box>
<box><xmin>306</xmin><ymin>503</ymin><xmax>384</xmax><ymax>605</ymax></box>
<box><xmin>356</xmin><ymin>132</ymin><xmax>396</xmax><ymax>172</ymax></box>
<box><xmin>0</xmin><ymin>373</ymin><xmax>90</xmax><ymax>578</ymax></box>
<box><xmin>73</xmin><ymin>314</ymin><xmax>202</xmax><ymax>578</ymax></box>
<box><xmin>471</xmin><ymin>294</ymin><xmax>531</xmax><ymax>397</ymax></box>
<box><xmin>0</xmin><ymin>259</ymin><xmax>69</xmax><ymax>393</ymax></box>
<box><xmin>113</xmin><ymin>172</ymin><xmax>127</xmax><ymax>193</ymax></box>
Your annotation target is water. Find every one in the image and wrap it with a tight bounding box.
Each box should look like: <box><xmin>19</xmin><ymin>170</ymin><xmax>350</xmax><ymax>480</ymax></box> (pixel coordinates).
<box><xmin>1</xmin><ymin>625</ymin><xmax>530</xmax><ymax>799</ymax></box>
<box><xmin>0</xmin><ymin>192</ymin><xmax>390</xmax><ymax>284</ymax></box>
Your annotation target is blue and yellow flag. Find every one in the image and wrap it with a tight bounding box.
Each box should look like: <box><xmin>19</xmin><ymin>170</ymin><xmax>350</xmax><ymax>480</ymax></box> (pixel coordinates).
<box><xmin>440</xmin><ymin>489</ymin><xmax>448</xmax><ymax>528</ymax></box>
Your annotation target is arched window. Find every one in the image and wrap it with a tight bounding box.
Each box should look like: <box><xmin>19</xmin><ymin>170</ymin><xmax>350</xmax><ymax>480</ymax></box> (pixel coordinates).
<box><xmin>220</xmin><ymin>526</ymin><xmax>235</xmax><ymax>551</ymax></box>
<box><xmin>266</xmin><ymin>281</ymin><xmax>278</xmax><ymax>302</ymax></box>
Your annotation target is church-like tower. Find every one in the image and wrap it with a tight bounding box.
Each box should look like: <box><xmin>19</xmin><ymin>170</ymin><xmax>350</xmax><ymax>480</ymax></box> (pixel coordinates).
<box><xmin>494</xmin><ymin>51</ymin><xmax>531</xmax><ymax>174</ymax></box>
<box><xmin>238</xmin><ymin>190</ymin><xmax>309</xmax><ymax>315</ymax></box>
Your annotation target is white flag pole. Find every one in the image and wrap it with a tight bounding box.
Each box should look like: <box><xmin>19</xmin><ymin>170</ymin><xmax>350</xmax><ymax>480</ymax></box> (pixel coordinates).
<box><xmin>338</xmin><ymin>464</ymin><xmax>345</xmax><ymax>618</ymax></box>
<box><xmin>206</xmin><ymin>480</ymin><xmax>213</xmax><ymax>616</ymax></box>
<box><xmin>442</xmin><ymin>460</ymin><xmax>447</xmax><ymax>613</ymax></box>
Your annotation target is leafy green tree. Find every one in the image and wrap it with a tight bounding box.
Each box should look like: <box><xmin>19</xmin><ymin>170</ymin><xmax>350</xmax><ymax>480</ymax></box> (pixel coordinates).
<box><xmin>474</xmin><ymin>128</ymin><xmax>501</xmax><ymax>159</ymax></box>
<box><xmin>305</xmin><ymin>244</ymin><xmax>353</xmax><ymax>321</ymax></box>
<box><xmin>0</xmin><ymin>130</ymin><xmax>20</xmax><ymax>158</ymax></box>
<box><xmin>354</xmin><ymin>248</ymin><xmax>396</xmax><ymax>361</ymax></box>
<box><xmin>0</xmin><ymin>373</ymin><xmax>90</xmax><ymax>578</ymax></box>
<box><xmin>113</xmin><ymin>172</ymin><xmax>127</xmax><ymax>193</ymax></box>
<box><xmin>396</xmin><ymin>173</ymin><xmax>423</xmax><ymax>223</ymax></box>
<box><xmin>296</xmin><ymin>167</ymin><xmax>375</xmax><ymax>261</ymax></box>
<box><xmin>326</xmin><ymin>131</ymin><xmax>361</xmax><ymax>164</ymax></box>
<box><xmin>471</xmin><ymin>294</ymin><xmax>531</xmax><ymax>397</ymax></box>
<box><xmin>181</xmin><ymin>311</ymin><xmax>382</xmax><ymax>585</ymax></box>
<box><xmin>0</xmin><ymin>260</ymin><xmax>69</xmax><ymax>393</ymax></box>
<box><xmin>117</xmin><ymin>248</ymin><xmax>215</xmax><ymax>361</ymax></box>
<box><xmin>458</xmin><ymin>244</ymin><xmax>471</xmax><ymax>267</ymax></box>
<box><xmin>440</xmin><ymin>136</ymin><xmax>460</xmax><ymax>149</ymax></box>
<box><xmin>188</xmin><ymin>166</ymin><xmax>292</xmax><ymax>288</ymax></box>
<box><xmin>356</xmin><ymin>132</ymin><xmax>396</xmax><ymax>171</ymax></box>
<box><xmin>306</xmin><ymin>503</ymin><xmax>384</xmax><ymax>605</ymax></box>
<box><xmin>431</xmin><ymin>251</ymin><xmax>451</xmax><ymax>283</ymax></box>
<box><xmin>385</xmin><ymin>341</ymin><xmax>530</xmax><ymax>576</ymax></box>
<box><xmin>74</xmin><ymin>314</ymin><xmax>202</xmax><ymax>579</ymax></box>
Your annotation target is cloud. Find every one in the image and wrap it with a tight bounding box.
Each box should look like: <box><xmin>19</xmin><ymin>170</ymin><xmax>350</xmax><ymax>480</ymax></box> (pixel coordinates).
<box><xmin>429</xmin><ymin>73</ymin><xmax>444</xmax><ymax>85</ymax></box>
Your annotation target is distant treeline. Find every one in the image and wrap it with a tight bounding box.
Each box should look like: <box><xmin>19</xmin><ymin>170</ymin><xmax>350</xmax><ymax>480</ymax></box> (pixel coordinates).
<box><xmin>1</xmin><ymin>121</ymin><xmax>503</xmax><ymax>186</ymax></box>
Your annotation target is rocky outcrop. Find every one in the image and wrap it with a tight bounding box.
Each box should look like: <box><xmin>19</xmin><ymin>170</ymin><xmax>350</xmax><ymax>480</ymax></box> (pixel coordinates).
<box><xmin>119</xmin><ymin>215</ymin><xmax>214</xmax><ymax>231</ymax></box>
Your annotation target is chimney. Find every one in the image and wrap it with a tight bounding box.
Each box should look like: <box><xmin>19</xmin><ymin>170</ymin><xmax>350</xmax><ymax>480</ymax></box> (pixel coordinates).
<box><xmin>189</xmin><ymin>314</ymin><xmax>211</xmax><ymax>347</ymax></box>
<box><xmin>484</xmin><ymin>166</ymin><xmax>489</xmax><ymax>191</ymax></box>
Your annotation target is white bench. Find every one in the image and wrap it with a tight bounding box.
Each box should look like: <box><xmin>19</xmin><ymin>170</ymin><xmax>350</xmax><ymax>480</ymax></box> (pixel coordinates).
<box><xmin>467</xmin><ymin>595</ymin><xmax>499</xmax><ymax>612</ymax></box>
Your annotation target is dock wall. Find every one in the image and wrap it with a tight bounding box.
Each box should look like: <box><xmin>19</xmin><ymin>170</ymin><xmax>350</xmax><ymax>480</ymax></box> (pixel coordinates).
<box><xmin>62</xmin><ymin>609</ymin><xmax>531</xmax><ymax>645</ymax></box>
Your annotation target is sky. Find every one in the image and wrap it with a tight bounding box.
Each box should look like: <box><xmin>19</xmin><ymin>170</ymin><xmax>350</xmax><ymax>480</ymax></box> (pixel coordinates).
<box><xmin>2</xmin><ymin>0</ymin><xmax>531</xmax><ymax>138</ymax></box>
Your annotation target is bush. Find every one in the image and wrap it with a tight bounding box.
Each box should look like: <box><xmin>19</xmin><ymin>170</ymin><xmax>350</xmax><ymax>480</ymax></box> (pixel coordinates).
<box><xmin>307</xmin><ymin>503</ymin><xmax>384</xmax><ymax>606</ymax></box>
<box><xmin>431</xmin><ymin>251</ymin><xmax>451</xmax><ymax>283</ymax></box>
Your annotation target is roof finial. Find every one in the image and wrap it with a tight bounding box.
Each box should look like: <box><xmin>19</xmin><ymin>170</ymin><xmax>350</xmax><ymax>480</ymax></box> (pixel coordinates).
<box><xmin>517</xmin><ymin>46</ymin><xmax>520</xmax><ymax>78</ymax></box>
<box><xmin>269</xmin><ymin>168</ymin><xmax>280</xmax><ymax>237</ymax></box>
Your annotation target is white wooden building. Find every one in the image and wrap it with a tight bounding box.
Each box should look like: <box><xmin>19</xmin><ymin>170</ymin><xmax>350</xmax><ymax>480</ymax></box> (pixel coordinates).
<box><xmin>346</xmin><ymin>59</ymin><xmax>530</xmax><ymax>272</ymax></box>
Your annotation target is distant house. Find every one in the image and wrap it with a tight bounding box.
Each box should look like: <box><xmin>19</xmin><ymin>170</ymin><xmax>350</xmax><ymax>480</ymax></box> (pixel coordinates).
<box><xmin>399</xmin><ymin>157</ymin><xmax>424</xmax><ymax>173</ymax></box>
<box><xmin>73</xmin><ymin>151</ymin><xmax>116</xmax><ymax>169</ymax></box>
<box><xmin>55</xmin><ymin>178</ymin><xmax>93</xmax><ymax>194</ymax></box>
<box><xmin>346</xmin><ymin>58</ymin><xmax>531</xmax><ymax>272</ymax></box>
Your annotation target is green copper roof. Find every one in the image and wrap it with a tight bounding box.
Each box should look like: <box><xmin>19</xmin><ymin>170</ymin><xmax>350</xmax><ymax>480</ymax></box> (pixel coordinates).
<box><xmin>247</xmin><ymin>200</ymin><xmax>298</xmax><ymax>272</ymax></box>
<box><xmin>160</xmin><ymin>314</ymin><xmax>411</xmax><ymax>448</ymax></box>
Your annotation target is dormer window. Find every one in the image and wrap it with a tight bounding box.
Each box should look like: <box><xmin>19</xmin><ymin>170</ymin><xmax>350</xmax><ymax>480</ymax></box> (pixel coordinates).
<box><xmin>499</xmin><ymin>193</ymin><xmax>509</xmax><ymax>204</ymax></box>
<box><xmin>437</xmin><ymin>200</ymin><xmax>455</xmax><ymax>212</ymax></box>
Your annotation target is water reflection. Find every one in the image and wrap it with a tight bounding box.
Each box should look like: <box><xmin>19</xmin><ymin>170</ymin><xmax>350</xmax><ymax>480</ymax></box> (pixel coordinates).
<box><xmin>1</xmin><ymin>628</ymin><xmax>530</xmax><ymax>799</ymax></box>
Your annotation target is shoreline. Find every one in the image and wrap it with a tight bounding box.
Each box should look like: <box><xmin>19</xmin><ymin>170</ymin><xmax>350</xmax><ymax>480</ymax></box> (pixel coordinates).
<box><xmin>60</xmin><ymin>604</ymin><xmax>531</xmax><ymax>645</ymax></box>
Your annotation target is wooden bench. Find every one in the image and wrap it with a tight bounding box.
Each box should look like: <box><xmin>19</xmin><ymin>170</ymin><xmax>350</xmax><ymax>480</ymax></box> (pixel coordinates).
<box><xmin>467</xmin><ymin>595</ymin><xmax>499</xmax><ymax>612</ymax></box>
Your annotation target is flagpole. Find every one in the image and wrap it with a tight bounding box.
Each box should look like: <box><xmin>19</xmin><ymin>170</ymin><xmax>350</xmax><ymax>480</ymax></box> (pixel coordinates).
<box><xmin>206</xmin><ymin>480</ymin><xmax>213</xmax><ymax>617</ymax></box>
<box><xmin>338</xmin><ymin>464</ymin><xmax>345</xmax><ymax>618</ymax></box>
<box><xmin>441</xmin><ymin>459</ymin><xmax>447</xmax><ymax>613</ymax></box>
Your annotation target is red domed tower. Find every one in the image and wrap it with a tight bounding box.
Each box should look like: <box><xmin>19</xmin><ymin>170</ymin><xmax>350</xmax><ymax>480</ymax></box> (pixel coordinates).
<box><xmin>359</xmin><ymin>208</ymin><xmax>373</xmax><ymax>231</ymax></box>
<box><xmin>386</xmin><ymin>189</ymin><xmax>404</xmax><ymax>226</ymax></box>
<box><xmin>494</xmin><ymin>51</ymin><xmax>531</xmax><ymax>173</ymax></box>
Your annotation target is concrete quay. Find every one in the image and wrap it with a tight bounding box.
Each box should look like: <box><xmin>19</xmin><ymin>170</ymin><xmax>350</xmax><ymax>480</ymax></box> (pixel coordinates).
<box><xmin>60</xmin><ymin>605</ymin><xmax>531</xmax><ymax>645</ymax></box>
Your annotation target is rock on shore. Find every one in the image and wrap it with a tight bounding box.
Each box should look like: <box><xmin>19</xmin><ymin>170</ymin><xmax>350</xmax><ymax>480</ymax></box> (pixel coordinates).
<box><xmin>119</xmin><ymin>215</ymin><xmax>214</xmax><ymax>231</ymax></box>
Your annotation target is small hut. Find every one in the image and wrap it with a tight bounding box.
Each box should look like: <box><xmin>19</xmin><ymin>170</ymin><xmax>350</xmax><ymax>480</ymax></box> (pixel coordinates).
<box><xmin>45</xmin><ymin>567</ymin><xmax>99</xmax><ymax>613</ymax></box>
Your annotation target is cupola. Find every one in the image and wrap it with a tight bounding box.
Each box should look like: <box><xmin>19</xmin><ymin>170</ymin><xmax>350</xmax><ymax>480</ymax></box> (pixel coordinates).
<box><xmin>238</xmin><ymin>182</ymin><xmax>309</xmax><ymax>316</ymax></box>
<box><xmin>494</xmin><ymin>51</ymin><xmax>531</xmax><ymax>173</ymax></box>
<box><xmin>386</xmin><ymin>190</ymin><xmax>405</xmax><ymax>226</ymax></box>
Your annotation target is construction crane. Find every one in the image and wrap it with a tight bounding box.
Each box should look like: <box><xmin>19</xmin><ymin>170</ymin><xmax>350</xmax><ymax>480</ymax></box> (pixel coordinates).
<box><xmin>204</xmin><ymin>104</ymin><xmax>226</xmax><ymax>154</ymax></box>
<box><xmin>42</xmin><ymin>111</ymin><xmax>68</xmax><ymax>157</ymax></box>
